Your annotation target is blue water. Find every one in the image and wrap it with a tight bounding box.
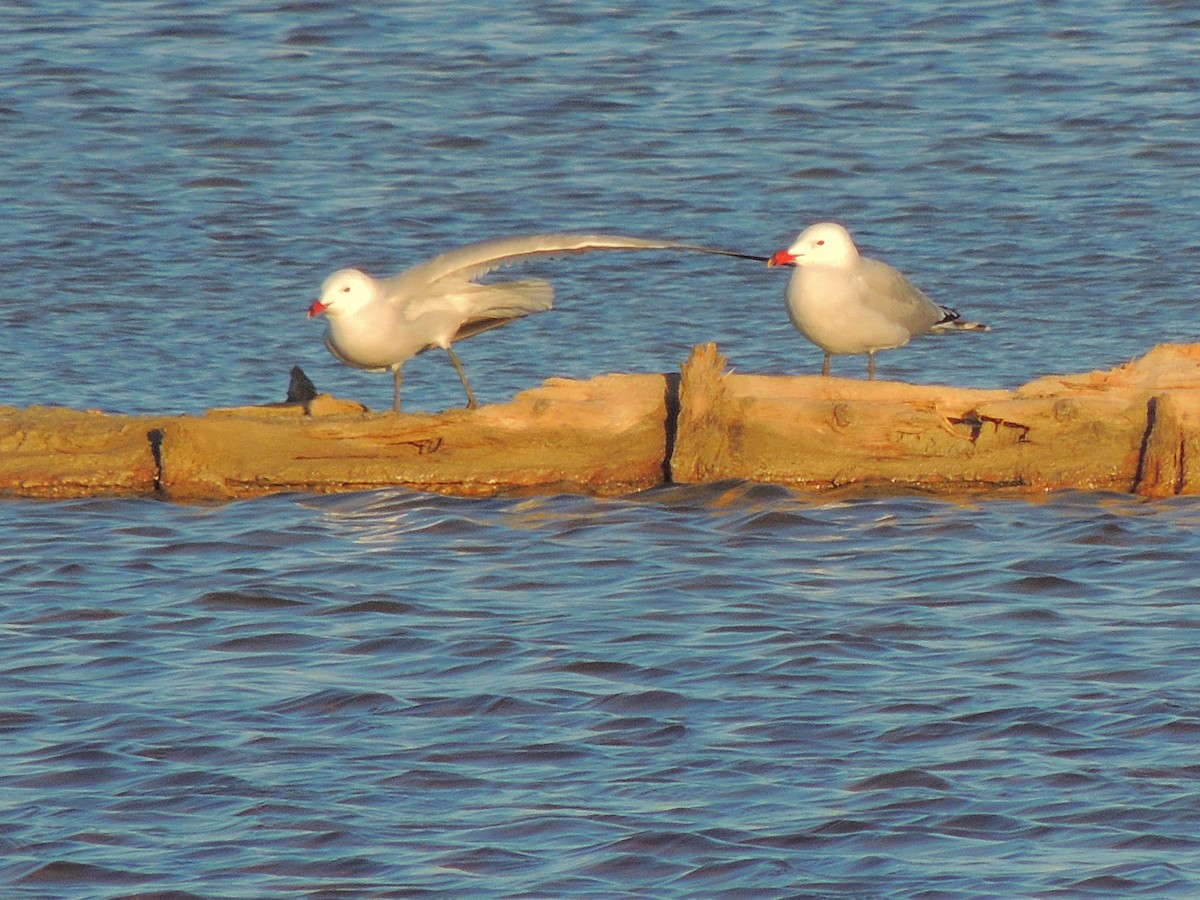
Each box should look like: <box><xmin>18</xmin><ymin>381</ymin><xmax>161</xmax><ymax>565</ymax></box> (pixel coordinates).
<box><xmin>3</xmin><ymin>1</ymin><xmax>1200</xmax><ymax>896</ymax></box>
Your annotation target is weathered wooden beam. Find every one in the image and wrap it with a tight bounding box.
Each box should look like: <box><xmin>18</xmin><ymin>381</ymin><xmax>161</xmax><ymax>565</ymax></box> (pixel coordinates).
<box><xmin>155</xmin><ymin>373</ymin><xmax>673</xmax><ymax>501</ymax></box>
<box><xmin>671</xmin><ymin>343</ymin><xmax>1200</xmax><ymax>497</ymax></box>
<box><xmin>3</xmin><ymin>344</ymin><xmax>1199</xmax><ymax>501</ymax></box>
<box><xmin>1133</xmin><ymin>390</ymin><xmax>1200</xmax><ymax>498</ymax></box>
<box><xmin>0</xmin><ymin>406</ymin><xmax>160</xmax><ymax>499</ymax></box>
<box><xmin>0</xmin><ymin>373</ymin><xmax>673</xmax><ymax>501</ymax></box>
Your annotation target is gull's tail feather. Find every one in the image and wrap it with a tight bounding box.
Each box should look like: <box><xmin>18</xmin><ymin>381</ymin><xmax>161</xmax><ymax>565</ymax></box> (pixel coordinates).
<box><xmin>931</xmin><ymin>305</ymin><xmax>990</xmax><ymax>333</ymax></box>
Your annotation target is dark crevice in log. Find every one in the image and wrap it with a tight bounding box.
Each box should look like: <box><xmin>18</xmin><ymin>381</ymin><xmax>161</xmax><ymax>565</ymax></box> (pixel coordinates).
<box><xmin>661</xmin><ymin>372</ymin><xmax>681</xmax><ymax>484</ymax></box>
<box><xmin>948</xmin><ymin>410</ymin><xmax>1030</xmax><ymax>444</ymax></box>
<box><xmin>146</xmin><ymin>428</ymin><xmax>165</xmax><ymax>497</ymax></box>
<box><xmin>1176</xmin><ymin>434</ymin><xmax>1186</xmax><ymax>496</ymax></box>
<box><xmin>1132</xmin><ymin>395</ymin><xmax>1158</xmax><ymax>494</ymax></box>
<box><xmin>949</xmin><ymin>411</ymin><xmax>984</xmax><ymax>443</ymax></box>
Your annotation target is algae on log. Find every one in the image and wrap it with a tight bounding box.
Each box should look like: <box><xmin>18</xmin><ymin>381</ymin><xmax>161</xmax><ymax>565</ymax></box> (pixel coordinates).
<box><xmin>2</xmin><ymin>343</ymin><xmax>1200</xmax><ymax>501</ymax></box>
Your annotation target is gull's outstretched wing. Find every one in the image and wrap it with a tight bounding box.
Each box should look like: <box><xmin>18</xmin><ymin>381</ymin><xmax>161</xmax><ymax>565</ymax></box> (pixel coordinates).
<box><xmin>389</xmin><ymin>232</ymin><xmax>766</xmax><ymax>293</ymax></box>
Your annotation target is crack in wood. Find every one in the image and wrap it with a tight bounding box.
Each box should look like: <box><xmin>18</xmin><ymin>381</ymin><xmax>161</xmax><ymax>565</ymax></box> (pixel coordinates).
<box><xmin>398</xmin><ymin>436</ymin><xmax>443</xmax><ymax>455</ymax></box>
<box><xmin>146</xmin><ymin>428</ymin><xmax>165</xmax><ymax>496</ymax></box>
<box><xmin>1132</xmin><ymin>395</ymin><xmax>1158</xmax><ymax>493</ymax></box>
<box><xmin>948</xmin><ymin>410</ymin><xmax>1031</xmax><ymax>444</ymax></box>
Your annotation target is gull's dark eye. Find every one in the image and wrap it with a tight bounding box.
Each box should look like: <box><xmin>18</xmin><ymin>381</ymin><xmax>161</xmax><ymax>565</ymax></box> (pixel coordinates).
<box><xmin>815</xmin><ymin>240</ymin><xmax>825</xmax><ymax>246</ymax></box>
<box><xmin>341</xmin><ymin>286</ymin><xmax>351</xmax><ymax>293</ymax></box>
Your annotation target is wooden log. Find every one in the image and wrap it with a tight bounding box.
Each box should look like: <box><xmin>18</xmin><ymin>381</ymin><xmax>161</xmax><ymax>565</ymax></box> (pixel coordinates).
<box><xmin>0</xmin><ymin>406</ymin><xmax>160</xmax><ymax>499</ymax></box>
<box><xmin>671</xmin><ymin>343</ymin><xmax>1200</xmax><ymax>497</ymax></box>
<box><xmin>3</xmin><ymin>344</ymin><xmax>1200</xmax><ymax>501</ymax></box>
<box><xmin>1131</xmin><ymin>391</ymin><xmax>1200</xmax><ymax>498</ymax></box>
<box><xmin>156</xmin><ymin>372</ymin><xmax>672</xmax><ymax>501</ymax></box>
<box><xmin>0</xmin><ymin>373</ymin><xmax>673</xmax><ymax>502</ymax></box>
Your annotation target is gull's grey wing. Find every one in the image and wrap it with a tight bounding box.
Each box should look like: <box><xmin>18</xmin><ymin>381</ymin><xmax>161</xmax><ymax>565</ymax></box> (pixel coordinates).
<box><xmin>857</xmin><ymin>256</ymin><xmax>947</xmax><ymax>334</ymax></box>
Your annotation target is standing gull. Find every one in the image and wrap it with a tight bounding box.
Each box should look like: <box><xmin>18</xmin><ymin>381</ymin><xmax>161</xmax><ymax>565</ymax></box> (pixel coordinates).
<box><xmin>309</xmin><ymin>233</ymin><xmax>763</xmax><ymax>412</ymax></box>
<box><xmin>767</xmin><ymin>222</ymin><xmax>987</xmax><ymax>379</ymax></box>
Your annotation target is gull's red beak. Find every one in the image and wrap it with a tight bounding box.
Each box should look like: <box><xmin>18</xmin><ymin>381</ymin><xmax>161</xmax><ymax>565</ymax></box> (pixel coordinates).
<box><xmin>307</xmin><ymin>300</ymin><xmax>326</xmax><ymax>319</ymax></box>
<box><xmin>767</xmin><ymin>249</ymin><xmax>795</xmax><ymax>268</ymax></box>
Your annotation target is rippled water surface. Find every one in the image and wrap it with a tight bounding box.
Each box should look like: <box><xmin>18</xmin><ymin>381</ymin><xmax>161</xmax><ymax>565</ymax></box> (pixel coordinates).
<box><xmin>5</xmin><ymin>488</ymin><xmax>1200</xmax><ymax>897</ymax></box>
<box><xmin>3</xmin><ymin>0</ymin><xmax>1200</xmax><ymax>896</ymax></box>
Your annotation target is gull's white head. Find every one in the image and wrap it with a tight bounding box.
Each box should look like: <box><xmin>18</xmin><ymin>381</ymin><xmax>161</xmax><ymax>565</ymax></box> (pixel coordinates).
<box><xmin>307</xmin><ymin>268</ymin><xmax>379</xmax><ymax>319</ymax></box>
<box><xmin>767</xmin><ymin>222</ymin><xmax>859</xmax><ymax>269</ymax></box>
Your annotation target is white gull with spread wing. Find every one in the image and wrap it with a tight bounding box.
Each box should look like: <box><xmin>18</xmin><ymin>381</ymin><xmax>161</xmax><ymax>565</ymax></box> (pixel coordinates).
<box><xmin>309</xmin><ymin>232</ymin><xmax>762</xmax><ymax>412</ymax></box>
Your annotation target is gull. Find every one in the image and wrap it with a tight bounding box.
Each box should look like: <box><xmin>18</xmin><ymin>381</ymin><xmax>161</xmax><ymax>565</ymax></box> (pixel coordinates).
<box><xmin>308</xmin><ymin>232</ymin><xmax>763</xmax><ymax>412</ymax></box>
<box><xmin>767</xmin><ymin>222</ymin><xmax>987</xmax><ymax>379</ymax></box>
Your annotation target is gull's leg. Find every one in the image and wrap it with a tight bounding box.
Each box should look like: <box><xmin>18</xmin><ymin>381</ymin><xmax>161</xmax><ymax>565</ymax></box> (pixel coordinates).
<box><xmin>821</xmin><ymin>352</ymin><xmax>830</xmax><ymax>377</ymax></box>
<box><xmin>392</xmin><ymin>366</ymin><xmax>403</xmax><ymax>414</ymax></box>
<box><xmin>446</xmin><ymin>347</ymin><xmax>478</xmax><ymax>409</ymax></box>
<box><xmin>867</xmin><ymin>351</ymin><xmax>876</xmax><ymax>381</ymax></box>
